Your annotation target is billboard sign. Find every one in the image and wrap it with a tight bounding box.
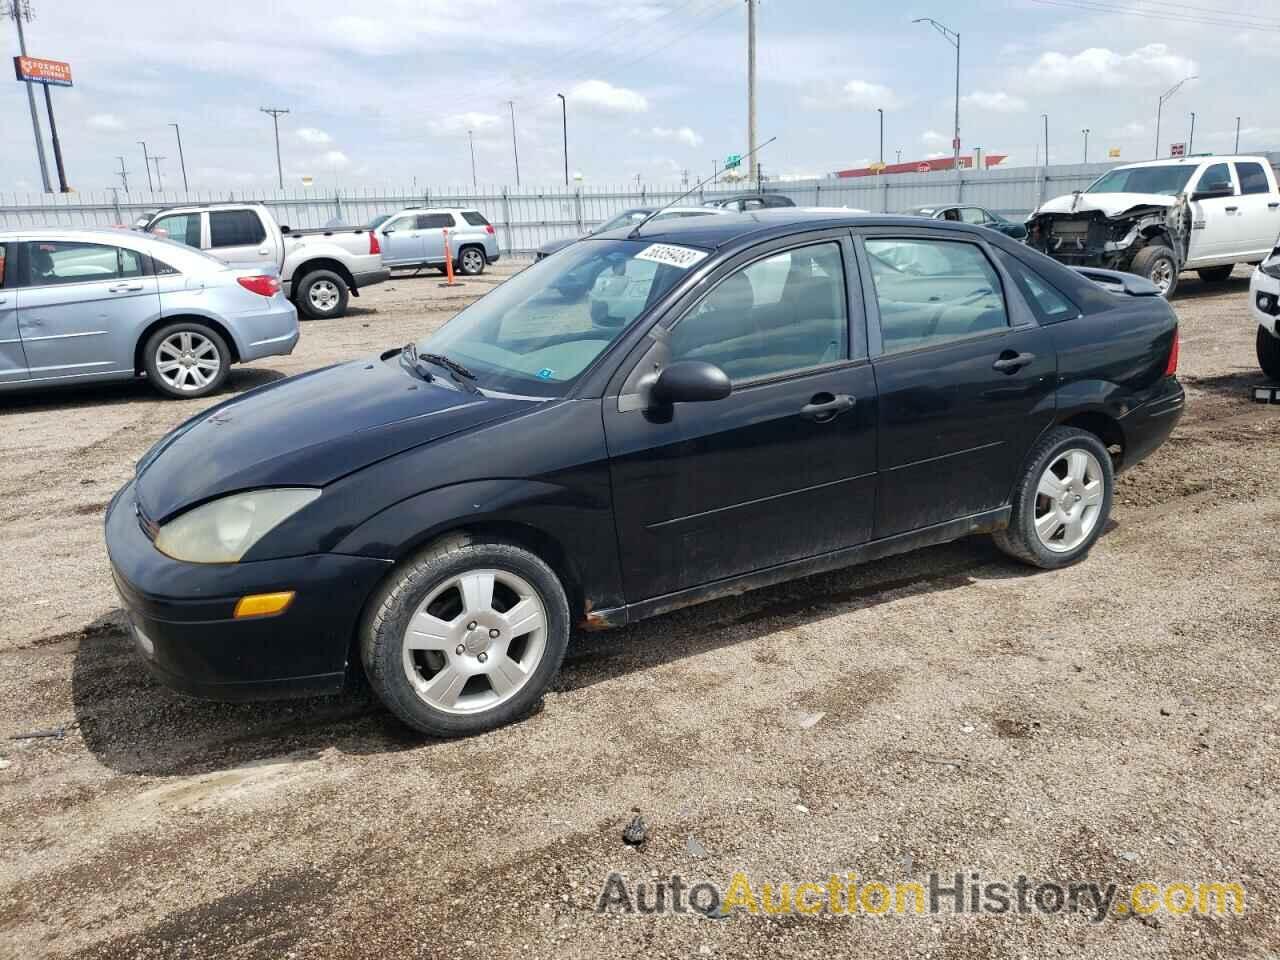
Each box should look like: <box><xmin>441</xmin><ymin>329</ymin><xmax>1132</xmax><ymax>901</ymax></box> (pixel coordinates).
<box><xmin>13</xmin><ymin>56</ymin><xmax>73</xmax><ymax>87</ymax></box>
<box><xmin>1170</xmin><ymin>142</ymin><xmax>1186</xmax><ymax>158</ymax></box>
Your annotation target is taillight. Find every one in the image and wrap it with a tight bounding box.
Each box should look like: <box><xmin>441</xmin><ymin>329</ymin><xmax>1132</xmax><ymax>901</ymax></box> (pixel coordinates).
<box><xmin>369</xmin><ymin>230</ymin><xmax>381</xmax><ymax>255</ymax></box>
<box><xmin>237</xmin><ymin>275</ymin><xmax>281</xmax><ymax>297</ymax></box>
<box><xmin>485</xmin><ymin>224</ymin><xmax>495</xmax><ymax>235</ymax></box>
<box><xmin>1164</xmin><ymin>328</ymin><xmax>1180</xmax><ymax>377</ymax></box>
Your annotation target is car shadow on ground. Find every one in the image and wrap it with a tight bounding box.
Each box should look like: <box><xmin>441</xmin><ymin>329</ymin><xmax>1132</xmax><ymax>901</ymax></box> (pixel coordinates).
<box><xmin>1171</xmin><ymin>273</ymin><xmax>1251</xmax><ymax>302</ymax></box>
<box><xmin>0</xmin><ymin>367</ymin><xmax>288</xmax><ymax>414</ymax></box>
<box><xmin>1183</xmin><ymin>369</ymin><xmax>1278</xmax><ymax>397</ymax></box>
<box><xmin>69</xmin><ymin>535</ymin><xmax>1040</xmax><ymax>777</ymax></box>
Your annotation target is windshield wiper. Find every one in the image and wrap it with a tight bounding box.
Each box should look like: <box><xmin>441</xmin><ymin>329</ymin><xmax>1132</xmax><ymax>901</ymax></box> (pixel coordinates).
<box><xmin>401</xmin><ymin>342</ymin><xmax>434</xmax><ymax>382</ymax></box>
<box><xmin>420</xmin><ymin>352</ymin><xmax>477</xmax><ymax>381</ymax></box>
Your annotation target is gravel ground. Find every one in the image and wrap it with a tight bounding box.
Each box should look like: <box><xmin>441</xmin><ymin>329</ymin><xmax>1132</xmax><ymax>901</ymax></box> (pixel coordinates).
<box><xmin>0</xmin><ymin>262</ymin><xmax>1277</xmax><ymax>959</ymax></box>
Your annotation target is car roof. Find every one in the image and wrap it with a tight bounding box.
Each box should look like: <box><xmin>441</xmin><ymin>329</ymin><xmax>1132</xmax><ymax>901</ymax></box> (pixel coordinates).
<box><xmin>589</xmin><ymin>208</ymin><xmax>994</xmax><ymax>249</ymax></box>
<box><xmin>1112</xmin><ymin>155</ymin><xmax>1269</xmax><ymax>170</ymax></box>
<box><xmin>2</xmin><ymin>226</ymin><xmax>157</xmax><ymax>242</ymax></box>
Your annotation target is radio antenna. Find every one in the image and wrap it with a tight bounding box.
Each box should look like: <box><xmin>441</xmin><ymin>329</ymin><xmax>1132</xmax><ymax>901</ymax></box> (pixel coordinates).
<box><xmin>627</xmin><ymin>136</ymin><xmax>777</xmax><ymax>239</ymax></box>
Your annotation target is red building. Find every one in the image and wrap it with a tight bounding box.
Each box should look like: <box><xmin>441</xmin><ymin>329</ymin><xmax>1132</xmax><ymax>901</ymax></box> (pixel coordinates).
<box><xmin>834</xmin><ymin>154</ymin><xmax>1007</xmax><ymax>178</ymax></box>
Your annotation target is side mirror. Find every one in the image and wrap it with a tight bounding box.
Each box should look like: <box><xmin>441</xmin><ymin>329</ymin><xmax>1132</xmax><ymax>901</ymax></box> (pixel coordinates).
<box><xmin>1192</xmin><ymin>183</ymin><xmax>1233</xmax><ymax>201</ymax></box>
<box><xmin>279</xmin><ymin>225</ymin><xmax>291</xmax><ymax>234</ymax></box>
<box><xmin>382</xmin><ymin>227</ymin><xmax>395</xmax><ymax>234</ymax></box>
<box><xmin>650</xmin><ymin>360</ymin><xmax>731</xmax><ymax>406</ymax></box>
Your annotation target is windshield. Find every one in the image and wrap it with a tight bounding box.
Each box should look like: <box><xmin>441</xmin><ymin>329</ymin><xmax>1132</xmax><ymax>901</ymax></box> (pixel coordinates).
<box><xmin>417</xmin><ymin>239</ymin><xmax>699</xmax><ymax>396</ymax></box>
<box><xmin>1087</xmin><ymin>165</ymin><xmax>1196</xmax><ymax>196</ymax></box>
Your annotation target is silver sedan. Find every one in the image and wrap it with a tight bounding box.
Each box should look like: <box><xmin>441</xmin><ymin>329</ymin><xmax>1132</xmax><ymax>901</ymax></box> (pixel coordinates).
<box><xmin>0</xmin><ymin>227</ymin><xmax>298</xmax><ymax>399</ymax></box>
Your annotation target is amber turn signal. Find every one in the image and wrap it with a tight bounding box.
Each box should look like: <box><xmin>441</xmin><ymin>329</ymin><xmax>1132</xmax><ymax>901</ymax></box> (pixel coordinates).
<box><xmin>233</xmin><ymin>591</ymin><xmax>295</xmax><ymax>619</ymax></box>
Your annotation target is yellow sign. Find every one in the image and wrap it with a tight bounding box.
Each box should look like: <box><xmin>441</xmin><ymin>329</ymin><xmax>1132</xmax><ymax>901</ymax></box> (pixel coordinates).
<box><xmin>1108</xmin><ymin>148</ymin><xmax>1121</xmax><ymax>158</ymax></box>
<box><xmin>868</xmin><ymin>162</ymin><xmax>887</xmax><ymax>173</ymax></box>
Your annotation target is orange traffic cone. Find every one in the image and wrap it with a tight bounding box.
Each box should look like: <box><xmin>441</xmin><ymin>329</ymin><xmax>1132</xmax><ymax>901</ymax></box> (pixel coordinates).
<box><xmin>439</xmin><ymin>228</ymin><xmax>462</xmax><ymax>287</ymax></box>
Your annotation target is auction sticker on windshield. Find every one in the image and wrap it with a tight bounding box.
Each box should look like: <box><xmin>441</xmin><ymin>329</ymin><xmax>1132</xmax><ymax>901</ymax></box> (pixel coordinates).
<box><xmin>635</xmin><ymin>244</ymin><xmax>709</xmax><ymax>270</ymax></box>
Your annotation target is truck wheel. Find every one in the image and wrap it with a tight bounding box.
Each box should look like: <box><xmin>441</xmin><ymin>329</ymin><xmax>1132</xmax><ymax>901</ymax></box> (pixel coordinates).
<box><xmin>143</xmin><ymin>322</ymin><xmax>230</xmax><ymax>399</ymax></box>
<box><xmin>458</xmin><ymin>246</ymin><xmax>487</xmax><ymax>276</ymax></box>
<box><xmin>1196</xmin><ymin>265</ymin><xmax>1234</xmax><ymax>283</ymax></box>
<box><xmin>1130</xmin><ymin>245</ymin><xmax>1179</xmax><ymax>298</ymax></box>
<box><xmin>296</xmin><ymin>270</ymin><xmax>350</xmax><ymax>319</ymax></box>
<box><xmin>993</xmin><ymin>426</ymin><xmax>1113</xmax><ymax>570</ymax></box>
<box><xmin>360</xmin><ymin>534</ymin><xmax>570</xmax><ymax>737</ymax></box>
<box><xmin>1258</xmin><ymin>326</ymin><xmax>1280</xmax><ymax>380</ymax></box>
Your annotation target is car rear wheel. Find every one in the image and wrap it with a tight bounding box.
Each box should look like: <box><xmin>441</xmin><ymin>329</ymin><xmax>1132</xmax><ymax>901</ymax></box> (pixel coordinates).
<box><xmin>1130</xmin><ymin>245</ymin><xmax>1179</xmax><ymax>299</ymax></box>
<box><xmin>296</xmin><ymin>269</ymin><xmax>349</xmax><ymax>319</ymax></box>
<box><xmin>458</xmin><ymin>246</ymin><xmax>486</xmax><ymax>276</ymax></box>
<box><xmin>1197</xmin><ymin>265</ymin><xmax>1234</xmax><ymax>283</ymax></box>
<box><xmin>993</xmin><ymin>427</ymin><xmax>1114</xmax><ymax>569</ymax></box>
<box><xmin>1259</xmin><ymin>326</ymin><xmax>1280</xmax><ymax>380</ymax></box>
<box><xmin>360</xmin><ymin>534</ymin><xmax>570</xmax><ymax>737</ymax></box>
<box><xmin>143</xmin><ymin>322</ymin><xmax>230</xmax><ymax>399</ymax></box>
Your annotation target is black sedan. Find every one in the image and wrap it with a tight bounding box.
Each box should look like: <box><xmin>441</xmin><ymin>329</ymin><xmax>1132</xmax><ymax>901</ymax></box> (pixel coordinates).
<box><xmin>907</xmin><ymin>203</ymin><xmax>1028</xmax><ymax>240</ymax></box>
<box><xmin>107</xmin><ymin>211</ymin><xmax>1183</xmax><ymax>737</ymax></box>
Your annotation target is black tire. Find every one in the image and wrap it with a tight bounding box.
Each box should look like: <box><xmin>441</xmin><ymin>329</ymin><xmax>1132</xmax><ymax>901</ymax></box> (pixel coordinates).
<box><xmin>1130</xmin><ymin>244</ymin><xmax>1180</xmax><ymax>299</ymax></box>
<box><xmin>360</xmin><ymin>534</ymin><xmax>571</xmax><ymax>737</ymax></box>
<box><xmin>1259</xmin><ymin>326</ymin><xmax>1280</xmax><ymax>380</ymax></box>
<box><xmin>993</xmin><ymin>426</ymin><xmax>1114</xmax><ymax>570</ymax></box>
<box><xmin>457</xmin><ymin>245</ymin><xmax>487</xmax><ymax>276</ymax></box>
<box><xmin>142</xmin><ymin>322</ymin><xmax>231</xmax><ymax>400</ymax></box>
<box><xmin>1197</xmin><ymin>265</ymin><xmax>1234</xmax><ymax>283</ymax></box>
<box><xmin>295</xmin><ymin>269</ymin><xmax>350</xmax><ymax>319</ymax></box>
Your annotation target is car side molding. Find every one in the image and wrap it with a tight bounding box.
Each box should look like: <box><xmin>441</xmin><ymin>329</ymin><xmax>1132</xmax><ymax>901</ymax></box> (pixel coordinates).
<box><xmin>583</xmin><ymin>505</ymin><xmax>1012</xmax><ymax>630</ymax></box>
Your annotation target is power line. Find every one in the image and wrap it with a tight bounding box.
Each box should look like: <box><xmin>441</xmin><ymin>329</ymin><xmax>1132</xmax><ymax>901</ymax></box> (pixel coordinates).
<box><xmin>1030</xmin><ymin>0</ymin><xmax>1280</xmax><ymax>31</ymax></box>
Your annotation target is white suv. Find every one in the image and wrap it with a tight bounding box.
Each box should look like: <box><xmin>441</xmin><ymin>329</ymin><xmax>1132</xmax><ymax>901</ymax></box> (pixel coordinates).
<box><xmin>375</xmin><ymin>207</ymin><xmax>499</xmax><ymax>275</ymax></box>
<box><xmin>1250</xmin><ymin>245</ymin><xmax>1280</xmax><ymax>379</ymax></box>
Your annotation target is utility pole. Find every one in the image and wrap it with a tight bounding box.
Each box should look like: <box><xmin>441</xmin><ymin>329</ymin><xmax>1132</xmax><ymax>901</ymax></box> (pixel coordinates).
<box><xmin>115</xmin><ymin>156</ymin><xmax>129</xmax><ymax>194</ymax></box>
<box><xmin>1234</xmin><ymin>116</ymin><xmax>1241</xmax><ymax>154</ymax></box>
<box><xmin>877</xmin><ymin>107</ymin><xmax>884</xmax><ymax>167</ymax></box>
<box><xmin>467</xmin><ymin>129</ymin><xmax>477</xmax><ymax>188</ymax></box>
<box><xmin>5</xmin><ymin>0</ymin><xmax>52</xmax><ymax>193</ymax></box>
<box><xmin>1155</xmin><ymin>75</ymin><xmax>1196</xmax><ymax>159</ymax></box>
<box><xmin>1081</xmin><ymin>128</ymin><xmax>1089</xmax><ymax>164</ymax></box>
<box><xmin>260</xmin><ymin>107</ymin><xmax>289</xmax><ymax>189</ymax></box>
<box><xmin>746</xmin><ymin>0</ymin><xmax>757</xmax><ymax>183</ymax></box>
<box><xmin>1188</xmin><ymin>112</ymin><xmax>1196</xmax><ymax>154</ymax></box>
<box><xmin>150</xmin><ymin>155</ymin><xmax>166</xmax><ymax>193</ymax></box>
<box><xmin>914</xmin><ymin>18</ymin><xmax>960</xmax><ymax>179</ymax></box>
<box><xmin>556</xmin><ymin>92</ymin><xmax>568</xmax><ymax>186</ymax></box>
<box><xmin>507</xmin><ymin>100</ymin><xmax>521</xmax><ymax>187</ymax></box>
<box><xmin>41</xmin><ymin>82</ymin><xmax>67</xmax><ymax>191</ymax></box>
<box><xmin>1042</xmin><ymin>114</ymin><xmax>1049</xmax><ymax>167</ymax></box>
<box><xmin>138</xmin><ymin>140</ymin><xmax>153</xmax><ymax>192</ymax></box>
<box><xmin>169</xmin><ymin>122</ymin><xmax>188</xmax><ymax>192</ymax></box>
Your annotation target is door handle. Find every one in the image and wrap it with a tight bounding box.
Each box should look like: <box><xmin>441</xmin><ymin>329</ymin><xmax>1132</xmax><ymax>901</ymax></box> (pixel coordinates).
<box><xmin>800</xmin><ymin>393</ymin><xmax>855</xmax><ymax>422</ymax></box>
<box><xmin>258</xmin><ymin>246</ymin><xmax>270</xmax><ymax>255</ymax></box>
<box><xmin>992</xmin><ymin>351</ymin><xmax>1035</xmax><ymax>373</ymax></box>
<box><xmin>1269</xmin><ymin>202</ymin><xmax>1280</xmax><ymax>209</ymax></box>
<box><xmin>1225</xmin><ymin>205</ymin><xmax>1239</xmax><ymax>213</ymax></box>
<box><xmin>108</xmin><ymin>282</ymin><xmax>144</xmax><ymax>293</ymax></box>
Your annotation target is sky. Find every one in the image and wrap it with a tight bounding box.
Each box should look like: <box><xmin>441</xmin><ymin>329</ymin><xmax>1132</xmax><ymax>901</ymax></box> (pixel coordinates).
<box><xmin>2</xmin><ymin>0</ymin><xmax>1278</xmax><ymax>193</ymax></box>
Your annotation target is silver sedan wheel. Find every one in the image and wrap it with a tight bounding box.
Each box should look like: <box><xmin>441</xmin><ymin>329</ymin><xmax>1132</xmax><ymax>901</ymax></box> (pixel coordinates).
<box><xmin>460</xmin><ymin>249</ymin><xmax>484</xmax><ymax>274</ymax></box>
<box><xmin>1034</xmin><ymin>449</ymin><xmax>1105</xmax><ymax>553</ymax></box>
<box><xmin>155</xmin><ymin>331</ymin><xmax>220</xmax><ymax>393</ymax></box>
<box><xmin>308</xmin><ymin>279</ymin><xmax>341</xmax><ymax>313</ymax></box>
<box><xmin>402</xmin><ymin>568</ymin><xmax>548</xmax><ymax>715</ymax></box>
<box><xmin>1149</xmin><ymin>257</ymin><xmax>1175</xmax><ymax>296</ymax></box>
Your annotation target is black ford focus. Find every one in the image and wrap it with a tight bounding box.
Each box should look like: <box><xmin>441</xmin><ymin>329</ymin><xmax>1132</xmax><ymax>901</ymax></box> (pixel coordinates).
<box><xmin>106</xmin><ymin>211</ymin><xmax>1184</xmax><ymax>736</ymax></box>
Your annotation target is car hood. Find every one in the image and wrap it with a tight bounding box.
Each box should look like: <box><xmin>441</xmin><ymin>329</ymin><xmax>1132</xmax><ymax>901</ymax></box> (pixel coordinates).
<box><xmin>1034</xmin><ymin>192</ymin><xmax>1177</xmax><ymax>219</ymax></box>
<box><xmin>536</xmin><ymin>236</ymin><xmax>579</xmax><ymax>257</ymax></box>
<box><xmin>135</xmin><ymin>358</ymin><xmax>531</xmax><ymax>522</ymax></box>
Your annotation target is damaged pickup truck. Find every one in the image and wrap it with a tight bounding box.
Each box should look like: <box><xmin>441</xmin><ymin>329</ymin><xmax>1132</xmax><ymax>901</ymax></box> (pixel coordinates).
<box><xmin>1027</xmin><ymin>156</ymin><xmax>1280</xmax><ymax>298</ymax></box>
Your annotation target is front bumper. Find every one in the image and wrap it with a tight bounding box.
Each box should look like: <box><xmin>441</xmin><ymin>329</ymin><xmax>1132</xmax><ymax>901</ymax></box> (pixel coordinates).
<box><xmin>1120</xmin><ymin>377</ymin><xmax>1186</xmax><ymax>472</ymax></box>
<box><xmin>352</xmin><ymin>267</ymin><xmax>392</xmax><ymax>291</ymax></box>
<box><xmin>105</xmin><ymin>481</ymin><xmax>391</xmax><ymax>701</ymax></box>
<box><xmin>1250</xmin><ymin>267</ymin><xmax>1279</xmax><ymax>338</ymax></box>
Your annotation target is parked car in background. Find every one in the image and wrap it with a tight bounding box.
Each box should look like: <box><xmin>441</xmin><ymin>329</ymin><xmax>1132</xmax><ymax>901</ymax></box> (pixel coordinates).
<box><xmin>142</xmin><ymin>203</ymin><xmax>389</xmax><ymax>321</ymax></box>
<box><xmin>701</xmin><ymin>192</ymin><xmax>796</xmax><ymax>212</ymax></box>
<box><xmin>906</xmin><ymin>203</ymin><xmax>1028</xmax><ymax>239</ymax></box>
<box><xmin>1250</xmin><ymin>242</ymin><xmax>1280</xmax><ymax>378</ymax></box>
<box><xmin>374</xmin><ymin>208</ymin><xmax>499</xmax><ymax>276</ymax></box>
<box><xmin>1</xmin><ymin>228</ymin><xmax>297</xmax><ymax>399</ymax></box>
<box><xmin>535</xmin><ymin>206</ymin><xmax>726</xmax><ymax>260</ymax></box>
<box><xmin>367</xmin><ymin>213</ymin><xmax>393</xmax><ymax>231</ymax></box>
<box><xmin>1027</xmin><ymin>155</ymin><xmax>1280</xmax><ymax>298</ymax></box>
<box><xmin>106</xmin><ymin>210</ymin><xmax>1182</xmax><ymax>737</ymax></box>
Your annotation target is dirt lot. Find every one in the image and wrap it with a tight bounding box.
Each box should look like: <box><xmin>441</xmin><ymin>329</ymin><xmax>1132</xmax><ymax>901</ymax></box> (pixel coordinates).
<box><xmin>1</xmin><ymin>263</ymin><xmax>1277</xmax><ymax>959</ymax></box>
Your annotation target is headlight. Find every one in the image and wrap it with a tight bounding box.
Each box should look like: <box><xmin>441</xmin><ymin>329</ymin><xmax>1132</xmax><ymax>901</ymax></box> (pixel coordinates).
<box><xmin>154</xmin><ymin>488</ymin><xmax>321</xmax><ymax>563</ymax></box>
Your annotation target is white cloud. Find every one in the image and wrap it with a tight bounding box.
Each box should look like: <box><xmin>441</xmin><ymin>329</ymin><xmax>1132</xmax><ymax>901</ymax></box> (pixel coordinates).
<box><xmin>651</xmin><ymin>126</ymin><xmax>703</xmax><ymax>148</ymax></box>
<box><xmin>296</xmin><ymin>127</ymin><xmax>333</xmax><ymax>145</ymax></box>
<box><xmin>961</xmin><ymin>90</ymin><xmax>1027</xmax><ymax>113</ymax></box>
<box><xmin>921</xmin><ymin>129</ymin><xmax>948</xmax><ymax>146</ymax></box>
<box><xmin>316</xmin><ymin>150</ymin><xmax>351</xmax><ymax>171</ymax></box>
<box><xmin>87</xmin><ymin>113</ymin><xmax>124</xmax><ymax>131</ymax></box>
<box><xmin>569</xmin><ymin>79</ymin><xmax>648</xmax><ymax>113</ymax></box>
<box><xmin>841</xmin><ymin>80</ymin><xmax>901</xmax><ymax>110</ymax></box>
<box><xmin>1024</xmin><ymin>44</ymin><xmax>1198</xmax><ymax>93</ymax></box>
<box><xmin>925</xmin><ymin>151</ymin><xmax>948</xmax><ymax>160</ymax></box>
<box><xmin>427</xmin><ymin>112</ymin><xmax>503</xmax><ymax>135</ymax></box>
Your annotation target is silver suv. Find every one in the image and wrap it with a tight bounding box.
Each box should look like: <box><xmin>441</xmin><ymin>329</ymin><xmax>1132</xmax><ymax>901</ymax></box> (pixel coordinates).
<box><xmin>374</xmin><ymin>208</ymin><xmax>499</xmax><ymax>275</ymax></box>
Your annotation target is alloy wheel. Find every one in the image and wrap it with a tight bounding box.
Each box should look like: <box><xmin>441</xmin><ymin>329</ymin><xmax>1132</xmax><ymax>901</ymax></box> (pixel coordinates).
<box><xmin>1149</xmin><ymin>258</ymin><xmax>1175</xmax><ymax>296</ymax></box>
<box><xmin>308</xmin><ymin>279</ymin><xmax>340</xmax><ymax>313</ymax></box>
<box><xmin>155</xmin><ymin>331</ymin><xmax>221</xmax><ymax>393</ymax></box>
<box><xmin>461</xmin><ymin>249</ymin><xmax>484</xmax><ymax>274</ymax></box>
<box><xmin>1034</xmin><ymin>449</ymin><xmax>1105</xmax><ymax>553</ymax></box>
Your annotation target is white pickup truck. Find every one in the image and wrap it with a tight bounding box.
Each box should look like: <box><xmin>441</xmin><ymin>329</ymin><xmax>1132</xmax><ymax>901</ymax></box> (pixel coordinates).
<box><xmin>142</xmin><ymin>203</ymin><xmax>390</xmax><ymax>319</ymax></box>
<box><xmin>1027</xmin><ymin>155</ymin><xmax>1280</xmax><ymax>298</ymax></box>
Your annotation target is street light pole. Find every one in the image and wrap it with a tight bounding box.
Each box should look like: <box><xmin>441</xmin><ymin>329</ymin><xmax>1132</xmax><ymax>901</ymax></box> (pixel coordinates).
<box><xmin>5</xmin><ymin>1</ymin><xmax>53</xmax><ymax>193</ymax></box>
<box><xmin>877</xmin><ymin>107</ymin><xmax>884</xmax><ymax>166</ymax></box>
<box><xmin>1081</xmin><ymin>128</ymin><xmax>1089</xmax><ymax>164</ymax></box>
<box><xmin>260</xmin><ymin>107</ymin><xmax>289</xmax><ymax>189</ymax></box>
<box><xmin>912</xmin><ymin>18</ymin><xmax>960</xmax><ymax>184</ymax></box>
<box><xmin>1188</xmin><ymin>112</ymin><xmax>1196</xmax><ymax>154</ymax></box>
<box><xmin>169</xmin><ymin>122</ymin><xmax>188</xmax><ymax>192</ymax></box>
<box><xmin>896</xmin><ymin>148</ymin><xmax>902</xmax><ymax>165</ymax></box>
<box><xmin>1234</xmin><ymin>116</ymin><xmax>1241</xmax><ymax>154</ymax></box>
<box><xmin>556</xmin><ymin>92</ymin><xmax>568</xmax><ymax>186</ymax></box>
<box><xmin>115</xmin><ymin>156</ymin><xmax>129</xmax><ymax>195</ymax></box>
<box><xmin>1154</xmin><ymin>75</ymin><xmax>1196</xmax><ymax>159</ymax></box>
<box><xmin>138</xmin><ymin>141</ymin><xmax>153</xmax><ymax>192</ymax></box>
<box><xmin>507</xmin><ymin>100</ymin><xmax>521</xmax><ymax>187</ymax></box>
<box><xmin>467</xmin><ymin>129</ymin><xmax>477</xmax><ymax>188</ymax></box>
<box><xmin>150</xmin><ymin>155</ymin><xmax>166</xmax><ymax>192</ymax></box>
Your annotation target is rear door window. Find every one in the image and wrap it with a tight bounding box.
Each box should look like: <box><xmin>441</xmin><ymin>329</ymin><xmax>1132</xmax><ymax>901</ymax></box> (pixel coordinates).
<box><xmin>418</xmin><ymin>213</ymin><xmax>457</xmax><ymax>229</ymax></box>
<box><xmin>864</xmin><ymin>238</ymin><xmax>1009</xmax><ymax>354</ymax></box>
<box><xmin>461</xmin><ymin>212</ymin><xmax>490</xmax><ymax>226</ymax></box>
<box><xmin>151</xmin><ymin>213</ymin><xmax>201</xmax><ymax>247</ymax></box>
<box><xmin>209</xmin><ymin>210</ymin><xmax>267</xmax><ymax>248</ymax></box>
<box><xmin>994</xmin><ymin>250</ymin><xmax>1078</xmax><ymax>323</ymax></box>
<box><xmin>959</xmin><ymin>207</ymin><xmax>987</xmax><ymax>225</ymax></box>
<box><xmin>1234</xmin><ymin>162</ymin><xmax>1270</xmax><ymax>196</ymax></box>
<box><xmin>26</xmin><ymin>241</ymin><xmax>122</xmax><ymax>286</ymax></box>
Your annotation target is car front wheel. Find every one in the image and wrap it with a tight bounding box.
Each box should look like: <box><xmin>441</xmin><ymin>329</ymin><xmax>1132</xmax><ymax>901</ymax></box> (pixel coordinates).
<box><xmin>360</xmin><ymin>534</ymin><xmax>570</xmax><ymax>737</ymax></box>
<box><xmin>1259</xmin><ymin>325</ymin><xmax>1280</xmax><ymax>380</ymax></box>
<box><xmin>143</xmin><ymin>322</ymin><xmax>230</xmax><ymax>399</ymax></box>
<box><xmin>1130</xmin><ymin>245</ymin><xmax>1179</xmax><ymax>299</ymax></box>
<box><xmin>993</xmin><ymin>427</ymin><xmax>1114</xmax><ymax>569</ymax></box>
